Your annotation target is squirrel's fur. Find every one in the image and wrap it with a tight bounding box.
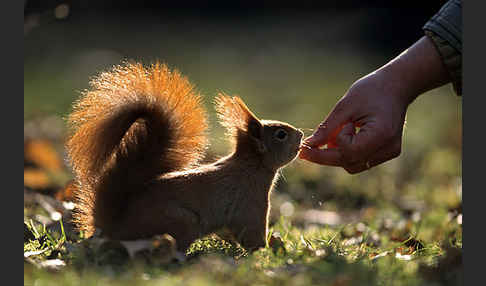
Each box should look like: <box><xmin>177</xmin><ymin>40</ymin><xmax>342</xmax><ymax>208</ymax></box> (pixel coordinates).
<box><xmin>66</xmin><ymin>61</ymin><xmax>303</xmax><ymax>251</ymax></box>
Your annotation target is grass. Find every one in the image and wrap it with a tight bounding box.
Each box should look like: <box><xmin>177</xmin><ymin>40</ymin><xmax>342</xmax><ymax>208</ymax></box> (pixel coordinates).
<box><xmin>24</xmin><ymin>211</ymin><xmax>462</xmax><ymax>286</ymax></box>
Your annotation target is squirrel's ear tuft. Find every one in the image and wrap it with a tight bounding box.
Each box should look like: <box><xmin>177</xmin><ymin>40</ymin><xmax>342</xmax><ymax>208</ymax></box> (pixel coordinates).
<box><xmin>215</xmin><ymin>93</ymin><xmax>263</xmax><ymax>146</ymax></box>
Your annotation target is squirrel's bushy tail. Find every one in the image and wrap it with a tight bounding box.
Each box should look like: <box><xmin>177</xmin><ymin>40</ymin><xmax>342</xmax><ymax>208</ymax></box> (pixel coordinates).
<box><xmin>66</xmin><ymin>61</ymin><xmax>208</xmax><ymax>237</ymax></box>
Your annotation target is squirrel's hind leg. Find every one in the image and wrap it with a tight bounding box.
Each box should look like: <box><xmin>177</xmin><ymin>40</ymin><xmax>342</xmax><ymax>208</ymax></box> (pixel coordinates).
<box><xmin>161</xmin><ymin>204</ymin><xmax>203</xmax><ymax>252</ymax></box>
<box><xmin>112</xmin><ymin>203</ymin><xmax>202</xmax><ymax>252</ymax></box>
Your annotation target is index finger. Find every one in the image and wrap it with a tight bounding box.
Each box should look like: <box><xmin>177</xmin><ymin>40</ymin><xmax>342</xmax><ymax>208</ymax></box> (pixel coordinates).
<box><xmin>304</xmin><ymin>103</ymin><xmax>351</xmax><ymax>148</ymax></box>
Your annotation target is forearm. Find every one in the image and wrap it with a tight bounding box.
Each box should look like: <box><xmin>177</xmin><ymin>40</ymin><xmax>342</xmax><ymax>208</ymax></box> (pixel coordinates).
<box><xmin>374</xmin><ymin>36</ymin><xmax>452</xmax><ymax>106</ymax></box>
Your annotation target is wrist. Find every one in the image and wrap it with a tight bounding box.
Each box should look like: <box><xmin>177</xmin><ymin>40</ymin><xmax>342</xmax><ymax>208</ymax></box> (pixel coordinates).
<box><xmin>375</xmin><ymin>36</ymin><xmax>452</xmax><ymax>106</ymax></box>
<box><xmin>369</xmin><ymin>61</ymin><xmax>418</xmax><ymax>108</ymax></box>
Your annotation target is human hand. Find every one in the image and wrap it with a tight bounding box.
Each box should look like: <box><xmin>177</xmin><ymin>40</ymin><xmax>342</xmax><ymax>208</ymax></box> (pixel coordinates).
<box><xmin>299</xmin><ymin>71</ymin><xmax>409</xmax><ymax>174</ymax></box>
<box><xmin>299</xmin><ymin>36</ymin><xmax>451</xmax><ymax>174</ymax></box>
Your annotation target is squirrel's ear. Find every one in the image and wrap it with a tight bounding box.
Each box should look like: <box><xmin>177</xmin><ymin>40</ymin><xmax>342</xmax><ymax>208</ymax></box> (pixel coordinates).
<box><xmin>232</xmin><ymin>96</ymin><xmax>260</xmax><ymax>125</ymax></box>
<box><xmin>215</xmin><ymin>93</ymin><xmax>262</xmax><ymax>133</ymax></box>
<box><xmin>233</xmin><ymin>96</ymin><xmax>267</xmax><ymax>153</ymax></box>
<box><xmin>247</xmin><ymin>118</ymin><xmax>266</xmax><ymax>153</ymax></box>
<box><xmin>248</xmin><ymin>118</ymin><xmax>262</xmax><ymax>140</ymax></box>
<box><xmin>215</xmin><ymin>94</ymin><xmax>266</xmax><ymax>151</ymax></box>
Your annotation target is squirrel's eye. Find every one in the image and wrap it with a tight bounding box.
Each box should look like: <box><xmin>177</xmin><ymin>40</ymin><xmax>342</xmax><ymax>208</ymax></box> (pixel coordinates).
<box><xmin>274</xmin><ymin>129</ymin><xmax>288</xmax><ymax>141</ymax></box>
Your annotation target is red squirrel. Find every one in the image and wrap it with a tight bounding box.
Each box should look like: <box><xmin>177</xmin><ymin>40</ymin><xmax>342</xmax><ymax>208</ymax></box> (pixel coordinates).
<box><xmin>66</xmin><ymin>61</ymin><xmax>303</xmax><ymax>251</ymax></box>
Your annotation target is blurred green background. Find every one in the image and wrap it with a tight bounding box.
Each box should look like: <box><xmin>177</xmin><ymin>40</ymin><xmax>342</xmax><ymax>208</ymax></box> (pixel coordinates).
<box><xmin>24</xmin><ymin>0</ymin><xmax>461</xmax><ymax>273</ymax></box>
<box><xmin>24</xmin><ymin>3</ymin><xmax>462</xmax><ymax>285</ymax></box>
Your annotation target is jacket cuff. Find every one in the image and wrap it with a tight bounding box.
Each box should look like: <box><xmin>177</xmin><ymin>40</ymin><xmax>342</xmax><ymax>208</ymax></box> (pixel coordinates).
<box><xmin>424</xmin><ymin>30</ymin><xmax>462</xmax><ymax>95</ymax></box>
<box><xmin>423</xmin><ymin>0</ymin><xmax>462</xmax><ymax>95</ymax></box>
<box><xmin>423</xmin><ymin>0</ymin><xmax>462</xmax><ymax>53</ymax></box>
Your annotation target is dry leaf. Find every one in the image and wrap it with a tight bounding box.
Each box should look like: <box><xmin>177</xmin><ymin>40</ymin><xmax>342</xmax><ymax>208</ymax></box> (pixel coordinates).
<box><xmin>395</xmin><ymin>253</ymin><xmax>412</xmax><ymax>261</ymax></box>
<box><xmin>24</xmin><ymin>168</ymin><xmax>50</xmax><ymax>189</ymax></box>
<box><xmin>370</xmin><ymin>251</ymin><xmax>390</xmax><ymax>261</ymax></box>
<box><xmin>24</xmin><ymin>139</ymin><xmax>62</xmax><ymax>172</ymax></box>
<box><xmin>24</xmin><ymin>248</ymin><xmax>49</xmax><ymax>258</ymax></box>
<box><xmin>38</xmin><ymin>259</ymin><xmax>66</xmax><ymax>271</ymax></box>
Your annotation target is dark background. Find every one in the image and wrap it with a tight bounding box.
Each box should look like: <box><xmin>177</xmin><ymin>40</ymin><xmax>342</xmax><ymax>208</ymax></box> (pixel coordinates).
<box><xmin>24</xmin><ymin>0</ymin><xmax>451</xmax><ymax>123</ymax></box>
<box><xmin>25</xmin><ymin>1</ymin><xmax>446</xmax><ymax>60</ymax></box>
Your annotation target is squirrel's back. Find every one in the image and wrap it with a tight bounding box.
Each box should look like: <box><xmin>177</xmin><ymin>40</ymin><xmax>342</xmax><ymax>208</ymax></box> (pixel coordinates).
<box><xmin>66</xmin><ymin>61</ymin><xmax>208</xmax><ymax>237</ymax></box>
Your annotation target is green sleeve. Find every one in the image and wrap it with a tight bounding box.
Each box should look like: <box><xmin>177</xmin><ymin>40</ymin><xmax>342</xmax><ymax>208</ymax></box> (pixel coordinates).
<box><xmin>423</xmin><ymin>0</ymin><xmax>462</xmax><ymax>95</ymax></box>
